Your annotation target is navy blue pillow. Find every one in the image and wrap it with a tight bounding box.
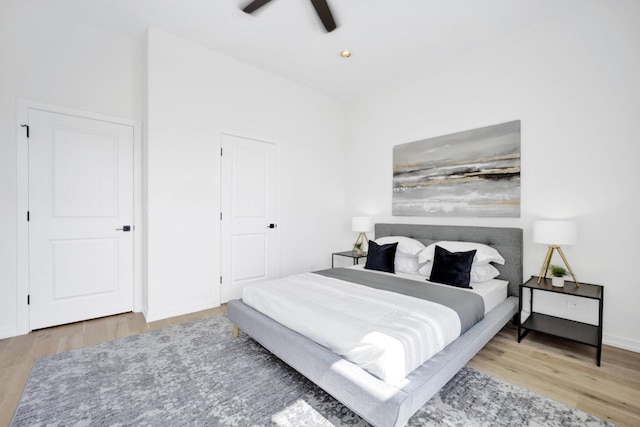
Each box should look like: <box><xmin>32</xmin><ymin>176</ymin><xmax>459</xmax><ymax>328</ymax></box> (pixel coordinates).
<box><xmin>429</xmin><ymin>245</ymin><xmax>476</xmax><ymax>288</ymax></box>
<box><xmin>364</xmin><ymin>240</ymin><xmax>398</xmax><ymax>273</ymax></box>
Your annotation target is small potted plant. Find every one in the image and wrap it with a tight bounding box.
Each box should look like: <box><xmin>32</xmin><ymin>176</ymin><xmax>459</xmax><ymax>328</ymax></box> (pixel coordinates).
<box><xmin>550</xmin><ymin>265</ymin><xmax>568</xmax><ymax>287</ymax></box>
<box><xmin>352</xmin><ymin>242</ymin><xmax>363</xmax><ymax>256</ymax></box>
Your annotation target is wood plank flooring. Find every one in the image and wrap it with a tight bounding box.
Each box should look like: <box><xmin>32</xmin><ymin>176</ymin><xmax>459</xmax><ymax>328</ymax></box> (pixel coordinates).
<box><xmin>1</xmin><ymin>307</ymin><xmax>639</xmax><ymax>426</ymax></box>
<box><xmin>468</xmin><ymin>324</ymin><xmax>640</xmax><ymax>427</ymax></box>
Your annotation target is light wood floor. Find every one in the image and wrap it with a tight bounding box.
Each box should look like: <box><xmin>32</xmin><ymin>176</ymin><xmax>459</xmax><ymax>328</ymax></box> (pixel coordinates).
<box><xmin>1</xmin><ymin>307</ymin><xmax>639</xmax><ymax>426</ymax></box>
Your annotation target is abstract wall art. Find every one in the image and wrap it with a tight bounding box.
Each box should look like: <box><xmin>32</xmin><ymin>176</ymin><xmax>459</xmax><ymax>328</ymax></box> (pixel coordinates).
<box><xmin>393</xmin><ymin>120</ymin><xmax>521</xmax><ymax>217</ymax></box>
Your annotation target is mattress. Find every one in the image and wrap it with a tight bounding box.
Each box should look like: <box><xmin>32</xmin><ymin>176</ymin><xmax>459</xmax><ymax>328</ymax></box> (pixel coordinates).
<box><xmin>242</xmin><ymin>268</ymin><xmax>503</xmax><ymax>384</ymax></box>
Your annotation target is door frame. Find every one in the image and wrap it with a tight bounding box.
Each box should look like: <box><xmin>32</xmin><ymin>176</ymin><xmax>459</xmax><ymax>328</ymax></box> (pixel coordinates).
<box><xmin>16</xmin><ymin>99</ymin><xmax>143</xmax><ymax>335</ymax></box>
<box><xmin>216</xmin><ymin>128</ymin><xmax>281</xmax><ymax>303</ymax></box>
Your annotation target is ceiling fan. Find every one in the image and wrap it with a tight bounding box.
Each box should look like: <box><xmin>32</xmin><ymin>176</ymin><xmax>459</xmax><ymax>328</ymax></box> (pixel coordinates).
<box><xmin>241</xmin><ymin>0</ymin><xmax>337</xmax><ymax>33</ymax></box>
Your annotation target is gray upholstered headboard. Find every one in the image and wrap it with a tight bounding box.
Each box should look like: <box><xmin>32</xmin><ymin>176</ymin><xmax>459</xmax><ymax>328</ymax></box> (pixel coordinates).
<box><xmin>375</xmin><ymin>223</ymin><xmax>523</xmax><ymax>296</ymax></box>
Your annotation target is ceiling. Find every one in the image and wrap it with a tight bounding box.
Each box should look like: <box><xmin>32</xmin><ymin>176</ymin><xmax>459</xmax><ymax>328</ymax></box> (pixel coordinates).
<box><xmin>25</xmin><ymin>0</ymin><xmax>581</xmax><ymax>100</ymax></box>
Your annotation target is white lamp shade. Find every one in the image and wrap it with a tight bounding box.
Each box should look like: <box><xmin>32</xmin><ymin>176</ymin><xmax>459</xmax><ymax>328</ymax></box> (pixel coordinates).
<box><xmin>533</xmin><ymin>220</ymin><xmax>577</xmax><ymax>245</ymax></box>
<box><xmin>352</xmin><ymin>217</ymin><xmax>373</xmax><ymax>233</ymax></box>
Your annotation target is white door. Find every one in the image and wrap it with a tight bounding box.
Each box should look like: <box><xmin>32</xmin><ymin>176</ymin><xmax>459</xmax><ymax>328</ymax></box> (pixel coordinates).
<box><xmin>28</xmin><ymin>109</ymin><xmax>135</xmax><ymax>329</ymax></box>
<box><xmin>220</xmin><ymin>134</ymin><xmax>277</xmax><ymax>303</ymax></box>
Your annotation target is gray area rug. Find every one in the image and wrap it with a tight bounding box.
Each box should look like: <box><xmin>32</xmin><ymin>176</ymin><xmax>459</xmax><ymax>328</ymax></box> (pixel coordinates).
<box><xmin>12</xmin><ymin>315</ymin><xmax>614</xmax><ymax>427</ymax></box>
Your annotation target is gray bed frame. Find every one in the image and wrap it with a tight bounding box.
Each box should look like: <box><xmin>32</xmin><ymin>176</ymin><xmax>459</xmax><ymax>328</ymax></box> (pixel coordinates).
<box><xmin>228</xmin><ymin>223</ymin><xmax>523</xmax><ymax>427</ymax></box>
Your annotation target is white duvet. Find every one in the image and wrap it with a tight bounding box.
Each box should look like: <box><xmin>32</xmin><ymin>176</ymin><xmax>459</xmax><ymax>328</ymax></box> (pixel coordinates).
<box><xmin>242</xmin><ymin>272</ymin><xmax>463</xmax><ymax>384</ymax></box>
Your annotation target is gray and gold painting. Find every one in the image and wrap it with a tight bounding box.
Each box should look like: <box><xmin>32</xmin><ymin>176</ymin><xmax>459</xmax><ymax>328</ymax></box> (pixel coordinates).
<box><xmin>393</xmin><ymin>121</ymin><xmax>521</xmax><ymax>217</ymax></box>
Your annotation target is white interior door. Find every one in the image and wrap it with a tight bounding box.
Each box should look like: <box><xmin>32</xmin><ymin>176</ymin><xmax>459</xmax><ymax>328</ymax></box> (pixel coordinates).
<box><xmin>28</xmin><ymin>109</ymin><xmax>135</xmax><ymax>329</ymax></box>
<box><xmin>220</xmin><ymin>133</ymin><xmax>277</xmax><ymax>303</ymax></box>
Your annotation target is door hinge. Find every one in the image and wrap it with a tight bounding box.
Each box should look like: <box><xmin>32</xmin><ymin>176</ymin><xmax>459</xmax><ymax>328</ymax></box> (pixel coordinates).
<box><xmin>27</xmin><ymin>211</ymin><xmax>30</xmax><ymax>221</ymax></box>
<box><xmin>220</xmin><ymin>212</ymin><xmax>222</xmax><ymax>220</ymax></box>
<box><xmin>21</xmin><ymin>124</ymin><xmax>29</xmax><ymax>138</ymax></box>
<box><xmin>27</xmin><ymin>294</ymin><xmax>30</xmax><ymax>305</ymax></box>
<box><xmin>220</xmin><ymin>276</ymin><xmax>223</xmax><ymax>285</ymax></box>
<box><xmin>220</xmin><ymin>148</ymin><xmax>223</xmax><ymax>156</ymax></box>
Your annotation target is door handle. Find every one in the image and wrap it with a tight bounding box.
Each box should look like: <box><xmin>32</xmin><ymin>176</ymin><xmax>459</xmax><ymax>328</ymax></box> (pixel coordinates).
<box><xmin>116</xmin><ymin>225</ymin><xmax>132</xmax><ymax>232</ymax></box>
<box><xmin>267</xmin><ymin>224</ymin><xmax>277</xmax><ymax>229</ymax></box>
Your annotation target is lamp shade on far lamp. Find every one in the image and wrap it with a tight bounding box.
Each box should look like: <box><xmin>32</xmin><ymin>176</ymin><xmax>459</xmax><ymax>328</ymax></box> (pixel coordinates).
<box><xmin>533</xmin><ymin>220</ymin><xmax>577</xmax><ymax>245</ymax></box>
<box><xmin>351</xmin><ymin>217</ymin><xmax>372</xmax><ymax>255</ymax></box>
<box><xmin>533</xmin><ymin>220</ymin><xmax>579</xmax><ymax>286</ymax></box>
<box><xmin>352</xmin><ymin>217</ymin><xmax>373</xmax><ymax>233</ymax></box>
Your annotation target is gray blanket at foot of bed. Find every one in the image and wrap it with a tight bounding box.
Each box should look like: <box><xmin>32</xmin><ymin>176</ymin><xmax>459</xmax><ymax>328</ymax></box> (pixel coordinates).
<box><xmin>315</xmin><ymin>268</ymin><xmax>484</xmax><ymax>333</ymax></box>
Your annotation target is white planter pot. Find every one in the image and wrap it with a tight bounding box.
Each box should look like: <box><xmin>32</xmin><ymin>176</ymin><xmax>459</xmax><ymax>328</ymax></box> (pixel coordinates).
<box><xmin>551</xmin><ymin>277</ymin><xmax>565</xmax><ymax>287</ymax></box>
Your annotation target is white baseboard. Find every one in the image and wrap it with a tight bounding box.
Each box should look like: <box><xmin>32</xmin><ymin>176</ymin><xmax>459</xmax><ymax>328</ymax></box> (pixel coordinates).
<box><xmin>0</xmin><ymin>326</ymin><xmax>20</xmax><ymax>340</ymax></box>
<box><xmin>603</xmin><ymin>334</ymin><xmax>640</xmax><ymax>353</ymax></box>
<box><xmin>144</xmin><ymin>300</ymin><xmax>220</xmax><ymax>323</ymax></box>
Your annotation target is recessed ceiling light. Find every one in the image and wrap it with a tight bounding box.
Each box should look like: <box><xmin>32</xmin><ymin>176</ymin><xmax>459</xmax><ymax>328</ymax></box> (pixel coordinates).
<box><xmin>340</xmin><ymin>50</ymin><xmax>352</xmax><ymax>58</ymax></box>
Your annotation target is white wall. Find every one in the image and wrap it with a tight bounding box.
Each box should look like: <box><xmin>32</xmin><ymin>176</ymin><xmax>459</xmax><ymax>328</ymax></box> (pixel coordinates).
<box><xmin>3</xmin><ymin>0</ymin><xmax>637</xmax><ymax>354</ymax></box>
<box><xmin>145</xmin><ymin>28</ymin><xmax>348</xmax><ymax>321</ymax></box>
<box><xmin>344</xmin><ymin>1</ymin><xmax>640</xmax><ymax>351</ymax></box>
<box><xmin>0</xmin><ymin>0</ymin><xmax>144</xmax><ymax>338</ymax></box>
<box><xmin>0</xmin><ymin>2</ymin><xmax>348</xmax><ymax>336</ymax></box>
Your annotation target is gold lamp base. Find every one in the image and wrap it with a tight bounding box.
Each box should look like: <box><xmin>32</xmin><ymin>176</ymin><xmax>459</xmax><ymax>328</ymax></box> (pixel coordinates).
<box><xmin>353</xmin><ymin>232</ymin><xmax>368</xmax><ymax>255</ymax></box>
<box><xmin>537</xmin><ymin>245</ymin><xmax>580</xmax><ymax>286</ymax></box>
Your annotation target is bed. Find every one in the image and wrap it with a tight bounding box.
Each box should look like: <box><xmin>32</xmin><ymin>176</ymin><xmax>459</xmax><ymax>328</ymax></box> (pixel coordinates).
<box><xmin>227</xmin><ymin>223</ymin><xmax>523</xmax><ymax>427</ymax></box>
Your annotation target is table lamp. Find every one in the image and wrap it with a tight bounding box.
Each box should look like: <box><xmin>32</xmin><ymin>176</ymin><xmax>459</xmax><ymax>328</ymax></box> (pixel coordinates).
<box><xmin>533</xmin><ymin>220</ymin><xmax>580</xmax><ymax>286</ymax></box>
<box><xmin>351</xmin><ymin>217</ymin><xmax>372</xmax><ymax>255</ymax></box>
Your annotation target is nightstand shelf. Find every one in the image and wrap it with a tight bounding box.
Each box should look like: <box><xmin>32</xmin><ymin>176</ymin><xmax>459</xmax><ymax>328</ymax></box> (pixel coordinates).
<box><xmin>331</xmin><ymin>251</ymin><xmax>367</xmax><ymax>268</ymax></box>
<box><xmin>518</xmin><ymin>276</ymin><xmax>604</xmax><ymax>366</ymax></box>
<box><xmin>520</xmin><ymin>312</ymin><xmax>599</xmax><ymax>347</ymax></box>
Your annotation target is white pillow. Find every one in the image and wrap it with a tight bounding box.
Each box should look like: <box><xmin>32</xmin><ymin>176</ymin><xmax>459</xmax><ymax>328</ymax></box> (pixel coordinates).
<box><xmin>471</xmin><ymin>264</ymin><xmax>501</xmax><ymax>282</ymax></box>
<box><xmin>394</xmin><ymin>252</ymin><xmax>420</xmax><ymax>274</ymax></box>
<box><xmin>375</xmin><ymin>236</ymin><xmax>425</xmax><ymax>256</ymax></box>
<box><xmin>418</xmin><ymin>261</ymin><xmax>432</xmax><ymax>276</ymax></box>
<box><xmin>418</xmin><ymin>261</ymin><xmax>500</xmax><ymax>283</ymax></box>
<box><xmin>418</xmin><ymin>241</ymin><xmax>505</xmax><ymax>265</ymax></box>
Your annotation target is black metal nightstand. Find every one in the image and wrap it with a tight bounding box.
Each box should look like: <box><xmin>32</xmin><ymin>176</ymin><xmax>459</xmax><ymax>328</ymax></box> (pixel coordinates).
<box><xmin>331</xmin><ymin>251</ymin><xmax>367</xmax><ymax>268</ymax></box>
<box><xmin>518</xmin><ymin>275</ymin><xmax>604</xmax><ymax>366</ymax></box>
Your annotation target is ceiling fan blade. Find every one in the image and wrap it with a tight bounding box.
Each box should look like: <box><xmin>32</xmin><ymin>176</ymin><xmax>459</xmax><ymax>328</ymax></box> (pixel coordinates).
<box><xmin>309</xmin><ymin>0</ymin><xmax>337</xmax><ymax>32</ymax></box>
<box><xmin>242</xmin><ymin>0</ymin><xmax>273</xmax><ymax>14</ymax></box>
